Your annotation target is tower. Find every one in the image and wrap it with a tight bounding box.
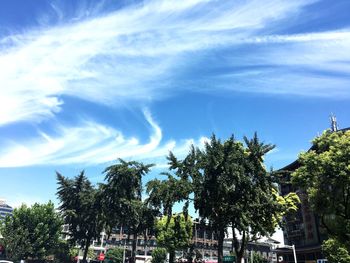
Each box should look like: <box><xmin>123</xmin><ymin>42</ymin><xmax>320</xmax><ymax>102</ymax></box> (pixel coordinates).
<box><xmin>330</xmin><ymin>114</ymin><xmax>338</xmax><ymax>132</ymax></box>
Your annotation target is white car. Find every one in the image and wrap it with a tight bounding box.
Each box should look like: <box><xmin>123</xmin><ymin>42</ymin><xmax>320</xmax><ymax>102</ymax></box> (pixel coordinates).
<box><xmin>0</xmin><ymin>260</ymin><xmax>14</xmax><ymax>263</ymax></box>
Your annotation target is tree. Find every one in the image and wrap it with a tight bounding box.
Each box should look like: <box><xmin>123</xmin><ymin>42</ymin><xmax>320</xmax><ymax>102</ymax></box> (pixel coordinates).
<box><xmin>151</xmin><ymin>248</ymin><xmax>167</xmax><ymax>263</ymax></box>
<box><xmin>292</xmin><ymin>130</ymin><xmax>350</xmax><ymax>258</ymax></box>
<box><xmin>105</xmin><ymin>247</ymin><xmax>124</xmax><ymax>263</ymax></box>
<box><xmin>0</xmin><ymin>202</ymin><xmax>62</xmax><ymax>262</ymax></box>
<box><xmin>322</xmin><ymin>238</ymin><xmax>350</xmax><ymax>263</ymax></box>
<box><xmin>56</xmin><ymin>171</ymin><xmax>105</xmax><ymax>263</ymax></box>
<box><xmin>51</xmin><ymin>239</ymin><xmax>73</xmax><ymax>263</ymax></box>
<box><xmin>102</xmin><ymin>159</ymin><xmax>156</xmax><ymax>263</ymax></box>
<box><xmin>229</xmin><ymin>135</ymin><xmax>299</xmax><ymax>263</ymax></box>
<box><xmin>170</xmin><ymin>134</ymin><xmax>299</xmax><ymax>263</ymax></box>
<box><xmin>68</xmin><ymin>247</ymin><xmax>94</xmax><ymax>261</ymax></box>
<box><xmin>156</xmin><ymin>214</ymin><xmax>193</xmax><ymax>263</ymax></box>
<box><xmin>251</xmin><ymin>252</ymin><xmax>268</xmax><ymax>263</ymax></box>
<box><xmin>146</xmin><ymin>171</ymin><xmax>192</xmax><ymax>218</ymax></box>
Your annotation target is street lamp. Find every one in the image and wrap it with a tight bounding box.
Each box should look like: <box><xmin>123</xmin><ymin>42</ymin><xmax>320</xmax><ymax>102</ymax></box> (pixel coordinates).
<box><xmin>280</xmin><ymin>244</ymin><xmax>297</xmax><ymax>263</ymax></box>
<box><xmin>122</xmin><ymin>235</ymin><xmax>127</xmax><ymax>263</ymax></box>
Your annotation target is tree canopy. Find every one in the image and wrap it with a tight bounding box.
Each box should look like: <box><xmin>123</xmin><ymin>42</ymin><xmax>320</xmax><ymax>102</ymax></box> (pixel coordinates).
<box><xmin>156</xmin><ymin>213</ymin><xmax>193</xmax><ymax>263</ymax></box>
<box><xmin>169</xmin><ymin>134</ymin><xmax>299</xmax><ymax>263</ymax></box>
<box><xmin>151</xmin><ymin>247</ymin><xmax>167</xmax><ymax>263</ymax></box>
<box><xmin>0</xmin><ymin>201</ymin><xmax>62</xmax><ymax>262</ymax></box>
<box><xmin>56</xmin><ymin>171</ymin><xmax>105</xmax><ymax>263</ymax></box>
<box><xmin>105</xmin><ymin>247</ymin><xmax>124</xmax><ymax>263</ymax></box>
<box><xmin>102</xmin><ymin>159</ymin><xmax>156</xmax><ymax>263</ymax></box>
<box><xmin>292</xmin><ymin>130</ymin><xmax>350</xmax><ymax>259</ymax></box>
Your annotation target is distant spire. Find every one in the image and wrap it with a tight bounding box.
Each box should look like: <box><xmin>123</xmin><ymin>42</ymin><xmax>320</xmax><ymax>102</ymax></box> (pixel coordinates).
<box><xmin>330</xmin><ymin>113</ymin><xmax>339</xmax><ymax>132</ymax></box>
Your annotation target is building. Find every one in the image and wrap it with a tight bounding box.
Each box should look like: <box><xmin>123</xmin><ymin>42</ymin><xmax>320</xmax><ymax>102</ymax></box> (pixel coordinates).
<box><xmin>0</xmin><ymin>199</ymin><xmax>13</xmax><ymax>219</ymax></box>
<box><xmin>276</xmin><ymin>118</ymin><xmax>349</xmax><ymax>263</ymax></box>
<box><xmin>94</xmin><ymin>220</ymin><xmax>219</xmax><ymax>259</ymax></box>
<box><xmin>92</xmin><ymin>222</ymin><xmax>277</xmax><ymax>262</ymax></box>
<box><xmin>0</xmin><ymin>199</ymin><xmax>13</xmax><ymax>259</ymax></box>
<box><xmin>61</xmin><ymin>219</ymin><xmax>220</xmax><ymax>261</ymax></box>
<box><xmin>223</xmin><ymin>237</ymin><xmax>277</xmax><ymax>263</ymax></box>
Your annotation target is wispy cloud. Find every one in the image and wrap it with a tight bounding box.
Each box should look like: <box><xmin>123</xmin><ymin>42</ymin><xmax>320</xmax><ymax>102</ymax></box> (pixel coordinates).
<box><xmin>0</xmin><ymin>109</ymin><xmax>207</xmax><ymax>167</ymax></box>
<box><xmin>2</xmin><ymin>0</ymin><xmax>346</xmax><ymax>127</ymax></box>
<box><xmin>1</xmin><ymin>0</ymin><xmax>350</xmax><ymax>167</ymax></box>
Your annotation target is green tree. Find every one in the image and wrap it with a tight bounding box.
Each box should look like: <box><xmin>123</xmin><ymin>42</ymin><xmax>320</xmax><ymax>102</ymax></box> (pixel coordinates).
<box><xmin>105</xmin><ymin>247</ymin><xmax>124</xmax><ymax>263</ymax></box>
<box><xmin>251</xmin><ymin>252</ymin><xmax>268</xmax><ymax>263</ymax></box>
<box><xmin>156</xmin><ymin>213</ymin><xmax>192</xmax><ymax>263</ymax></box>
<box><xmin>0</xmin><ymin>202</ymin><xmax>62</xmax><ymax>262</ymax></box>
<box><xmin>322</xmin><ymin>238</ymin><xmax>350</xmax><ymax>263</ymax></box>
<box><xmin>230</xmin><ymin>135</ymin><xmax>299</xmax><ymax>263</ymax></box>
<box><xmin>51</xmin><ymin>239</ymin><xmax>73</xmax><ymax>263</ymax></box>
<box><xmin>146</xmin><ymin>168</ymin><xmax>192</xmax><ymax>222</ymax></box>
<box><xmin>69</xmin><ymin>247</ymin><xmax>95</xmax><ymax>262</ymax></box>
<box><xmin>56</xmin><ymin>171</ymin><xmax>105</xmax><ymax>263</ymax></box>
<box><xmin>292</xmin><ymin>130</ymin><xmax>350</xmax><ymax>259</ymax></box>
<box><xmin>151</xmin><ymin>247</ymin><xmax>167</xmax><ymax>263</ymax></box>
<box><xmin>102</xmin><ymin>159</ymin><xmax>156</xmax><ymax>263</ymax></box>
<box><xmin>170</xmin><ymin>134</ymin><xmax>299</xmax><ymax>263</ymax></box>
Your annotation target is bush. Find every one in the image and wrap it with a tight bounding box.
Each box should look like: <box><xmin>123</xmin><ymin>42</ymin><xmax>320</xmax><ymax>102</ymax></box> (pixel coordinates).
<box><xmin>251</xmin><ymin>252</ymin><xmax>268</xmax><ymax>263</ymax></box>
<box><xmin>105</xmin><ymin>247</ymin><xmax>124</xmax><ymax>263</ymax></box>
<box><xmin>322</xmin><ymin>238</ymin><xmax>350</xmax><ymax>263</ymax></box>
<box><xmin>52</xmin><ymin>240</ymin><xmax>72</xmax><ymax>263</ymax></box>
<box><xmin>151</xmin><ymin>248</ymin><xmax>167</xmax><ymax>263</ymax></box>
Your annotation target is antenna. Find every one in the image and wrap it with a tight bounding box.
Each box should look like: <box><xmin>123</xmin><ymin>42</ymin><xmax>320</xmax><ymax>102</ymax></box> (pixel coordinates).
<box><xmin>330</xmin><ymin>113</ymin><xmax>339</xmax><ymax>132</ymax></box>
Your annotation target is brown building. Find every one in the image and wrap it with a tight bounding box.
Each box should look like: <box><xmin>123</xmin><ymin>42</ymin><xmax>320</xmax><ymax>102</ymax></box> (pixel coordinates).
<box><xmin>89</xmin><ymin>220</ymin><xmax>219</xmax><ymax>259</ymax></box>
<box><xmin>276</xmin><ymin>119</ymin><xmax>349</xmax><ymax>263</ymax></box>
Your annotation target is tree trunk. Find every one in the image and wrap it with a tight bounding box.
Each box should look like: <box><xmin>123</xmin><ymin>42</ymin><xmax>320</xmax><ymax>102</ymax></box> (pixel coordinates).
<box><xmin>169</xmin><ymin>250</ymin><xmax>175</xmax><ymax>263</ymax></box>
<box><xmin>234</xmin><ymin>230</ymin><xmax>246</xmax><ymax>263</ymax></box>
<box><xmin>131</xmin><ymin>230</ymin><xmax>138</xmax><ymax>263</ymax></box>
<box><xmin>236</xmin><ymin>252</ymin><xmax>243</xmax><ymax>263</ymax></box>
<box><xmin>82</xmin><ymin>239</ymin><xmax>90</xmax><ymax>263</ymax></box>
<box><xmin>144</xmin><ymin>229</ymin><xmax>148</xmax><ymax>256</ymax></box>
<box><xmin>217</xmin><ymin>228</ymin><xmax>225</xmax><ymax>263</ymax></box>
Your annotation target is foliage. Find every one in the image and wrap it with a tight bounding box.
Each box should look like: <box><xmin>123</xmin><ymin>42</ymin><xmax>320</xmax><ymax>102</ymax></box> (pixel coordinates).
<box><xmin>156</xmin><ymin>214</ymin><xmax>193</xmax><ymax>263</ymax></box>
<box><xmin>56</xmin><ymin>171</ymin><xmax>105</xmax><ymax>262</ymax></box>
<box><xmin>292</xmin><ymin>130</ymin><xmax>350</xmax><ymax>248</ymax></box>
<box><xmin>68</xmin><ymin>247</ymin><xmax>95</xmax><ymax>261</ymax></box>
<box><xmin>102</xmin><ymin>159</ymin><xmax>156</xmax><ymax>263</ymax></box>
<box><xmin>322</xmin><ymin>238</ymin><xmax>350</xmax><ymax>263</ymax></box>
<box><xmin>251</xmin><ymin>252</ymin><xmax>268</xmax><ymax>263</ymax></box>
<box><xmin>146</xmin><ymin>172</ymin><xmax>192</xmax><ymax>218</ymax></box>
<box><xmin>272</xmin><ymin>188</ymin><xmax>300</xmax><ymax>225</ymax></box>
<box><xmin>0</xmin><ymin>202</ymin><xmax>62</xmax><ymax>262</ymax></box>
<box><xmin>169</xmin><ymin>134</ymin><xmax>299</xmax><ymax>263</ymax></box>
<box><xmin>151</xmin><ymin>247</ymin><xmax>167</xmax><ymax>263</ymax></box>
<box><xmin>105</xmin><ymin>247</ymin><xmax>124</xmax><ymax>263</ymax></box>
<box><xmin>69</xmin><ymin>247</ymin><xmax>79</xmax><ymax>258</ymax></box>
<box><xmin>51</xmin><ymin>239</ymin><xmax>73</xmax><ymax>263</ymax></box>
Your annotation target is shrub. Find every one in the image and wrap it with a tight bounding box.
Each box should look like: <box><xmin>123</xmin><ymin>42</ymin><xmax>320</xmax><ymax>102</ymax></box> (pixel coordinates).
<box><xmin>151</xmin><ymin>248</ymin><xmax>167</xmax><ymax>263</ymax></box>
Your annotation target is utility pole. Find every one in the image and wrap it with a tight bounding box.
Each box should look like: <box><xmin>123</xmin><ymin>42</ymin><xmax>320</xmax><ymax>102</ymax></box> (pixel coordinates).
<box><xmin>279</xmin><ymin>245</ymin><xmax>297</xmax><ymax>263</ymax></box>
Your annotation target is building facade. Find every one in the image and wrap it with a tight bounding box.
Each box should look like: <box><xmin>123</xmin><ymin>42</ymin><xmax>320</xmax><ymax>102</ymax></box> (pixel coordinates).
<box><xmin>277</xmin><ymin>121</ymin><xmax>349</xmax><ymax>263</ymax></box>
<box><xmin>93</xmin><ymin>221</ymin><xmax>220</xmax><ymax>259</ymax></box>
<box><xmin>0</xmin><ymin>199</ymin><xmax>13</xmax><ymax>219</ymax></box>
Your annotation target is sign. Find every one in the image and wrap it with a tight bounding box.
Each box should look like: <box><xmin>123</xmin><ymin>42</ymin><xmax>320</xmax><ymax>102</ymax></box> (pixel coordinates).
<box><xmin>223</xmin><ymin>255</ymin><xmax>235</xmax><ymax>263</ymax></box>
<box><xmin>98</xmin><ymin>252</ymin><xmax>105</xmax><ymax>261</ymax></box>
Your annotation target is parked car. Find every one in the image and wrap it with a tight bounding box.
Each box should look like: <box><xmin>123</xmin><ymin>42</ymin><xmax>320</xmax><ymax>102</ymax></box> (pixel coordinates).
<box><xmin>0</xmin><ymin>260</ymin><xmax>14</xmax><ymax>263</ymax></box>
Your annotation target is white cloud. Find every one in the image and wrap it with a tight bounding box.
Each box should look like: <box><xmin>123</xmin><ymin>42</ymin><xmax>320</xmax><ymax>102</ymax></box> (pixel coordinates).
<box><xmin>0</xmin><ymin>0</ymin><xmax>349</xmax><ymax>167</ymax></box>
<box><xmin>0</xmin><ymin>109</ymin><xmax>208</xmax><ymax>167</ymax></box>
<box><xmin>0</xmin><ymin>0</ymin><xmax>331</xmax><ymax>126</ymax></box>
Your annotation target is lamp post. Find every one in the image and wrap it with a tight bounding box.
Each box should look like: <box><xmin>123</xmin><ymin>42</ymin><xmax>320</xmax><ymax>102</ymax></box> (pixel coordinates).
<box><xmin>280</xmin><ymin>244</ymin><xmax>297</xmax><ymax>263</ymax></box>
<box><xmin>122</xmin><ymin>239</ymin><xmax>127</xmax><ymax>263</ymax></box>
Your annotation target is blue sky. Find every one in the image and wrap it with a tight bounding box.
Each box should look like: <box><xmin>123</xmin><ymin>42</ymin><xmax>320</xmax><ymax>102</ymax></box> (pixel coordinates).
<box><xmin>0</xmin><ymin>0</ymin><xmax>350</xmax><ymax>211</ymax></box>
